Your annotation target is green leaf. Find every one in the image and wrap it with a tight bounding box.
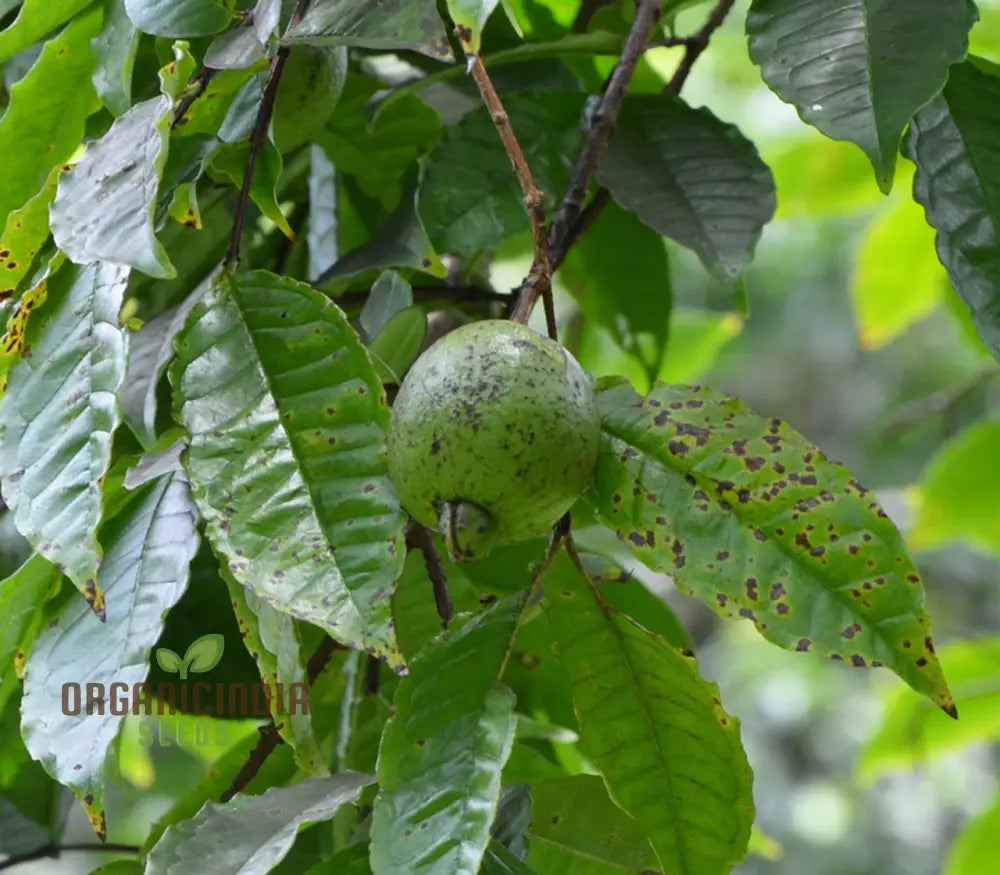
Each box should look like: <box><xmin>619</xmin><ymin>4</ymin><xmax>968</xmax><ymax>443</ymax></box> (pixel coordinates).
<box><xmin>173</xmin><ymin>66</ymin><xmax>265</xmax><ymax>137</ymax></box>
<box><xmin>905</xmin><ymin>57</ymin><xmax>1000</xmax><ymax>362</ymax></box>
<box><xmin>747</xmin><ymin>0</ymin><xmax>975</xmax><ymax>192</ymax></box>
<box><xmin>317</xmin><ymin>78</ymin><xmax>442</xmax><ymax>212</ymax></box>
<box><xmin>592</xmin><ymin>378</ymin><xmax>956</xmax><ymax>715</ymax></box>
<box><xmin>171</xmin><ymin>270</ymin><xmax>405</xmax><ymax>667</ymax></box>
<box><xmin>91</xmin><ymin>0</ymin><xmax>141</xmax><ymax>116</ymax></box>
<box><xmin>124</xmin><ymin>0</ymin><xmax>233</xmax><ymax>37</ymax></box>
<box><xmin>0</xmin><ymin>554</ymin><xmax>62</xmax><ymax>715</ymax></box>
<box><xmin>908</xmin><ymin>418</ymin><xmax>1000</xmax><ymax>558</ymax></box>
<box><xmin>860</xmin><ymin>637</ymin><xmax>1000</xmax><ymax>781</ymax></box>
<box><xmin>560</xmin><ymin>200</ymin><xmax>671</xmax><ymax>379</ymax></box>
<box><xmin>659</xmin><ymin>308</ymin><xmax>743</xmax><ymax>384</ymax></box>
<box><xmin>0</xmin><ymin>6</ymin><xmax>100</xmax><ymax>225</ymax></box>
<box><xmin>946</xmin><ymin>792</ymin><xmax>1000</xmax><ymax>875</ymax></box>
<box><xmin>368</xmin><ymin>306</ymin><xmax>427</xmax><ymax>383</ymax></box>
<box><xmin>525</xmin><ymin>775</ymin><xmax>660</xmax><ymax>874</ymax></box>
<box><xmin>371</xmin><ymin>595</ymin><xmax>527</xmax><ymax>875</ymax></box>
<box><xmin>851</xmin><ymin>181</ymin><xmax>948</xmax><ymax>349</ymax></box>
<box><xmin>272</xmin><ymin>45</ymin><xmax>348</xmax><ymax>154</ymax></box>
<box><xmin>158</xmin><ymin>39</ymin><xmax>197</xmax><ymax>101</ymax></box>
<box><xmin>0</xmin><ymin>164</ymin><xmax>60</xmax><ymax>299</ymax></box>
<box><xmin>145</xmin><ymin>773</ymin><xmax>374</xmax><ymax>874</ymax></box>
<box><xmin>447</xmin><ymin>0</ymin><xmax>500</xmax><ymax>52</ymax></box>
<box><xmin>481</xmin><ymin>842</ymin><xmax>538</xmax><ymax>875</ymax></box>
<box><xmin>0</xmin><ymin>0</ymin><xmax>92</xmax><ymax>63</ymax></box>
<box><xmin>224</xmin><ymin>576</ymin><xmax>327</xmax><ymax>775</ymax></box>
<box><xmin>597</xmin><ymin>96</ymin><xmax>776</xmax><ymax>279</ymax></box>
<box><xmin>543</xmin><ymin>549</ymin><xmax>753</xmax><ymax>874</ymax></box>
<box><xmin>50</xmin><ymin>95</ymin><xmax>175</xmax><ymax>278</ymax></box>
<box><xmin>419</xmin><ymin>92</ymin><xmax>587</xmax><ymax>257</ymax></box>
<box><xmin>0</xmin><ymin>263</ymin><xmax>130</xmax><ymax>611</ymax></box>
<box><xmin>204</xmin><ymin>0</ymin><xmax>280</xmax><ymax>69</ymax></box>
<box><xmin>20</xmin><ymin>470</ymin><xmax>198</xmax><ymax>838</ymax></box>
<box><xmin>209</xmin><ymin>139</ymin><xmax>295</xmax><ymax>240</ymax></box>
<box><xmin>282</xmin><ymin>0</ymin><xmax>452</xmax><ymax>62</ymax></box>
<box><xmin>359</xmin><ymin>270</ymin><xmax>413</xmax><ymax>342</ymax></box>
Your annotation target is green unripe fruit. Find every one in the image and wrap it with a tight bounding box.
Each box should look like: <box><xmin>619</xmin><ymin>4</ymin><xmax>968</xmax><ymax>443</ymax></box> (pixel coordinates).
<box><xmin>388</xmin><ymin>320</ymin><xmax>600</xmax><ymax>562</ymax></box>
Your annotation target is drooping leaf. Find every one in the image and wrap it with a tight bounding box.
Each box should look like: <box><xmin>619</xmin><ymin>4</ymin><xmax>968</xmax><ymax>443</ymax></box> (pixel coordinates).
<box><xmin>0</xmin><ymin>262</ymin><xmax>130</xmax><ymax>612</ymax></box>
<box><xmin>370</xmin><ymin>594</ymin><xmax>526</xmax><ymax>875</ymax></box>
<box><xmin>272</xmin><ymin>45</ymin><xmax>348</xmax><ymax>154</ymax></box>
<box><xmin>851</xmin><ymin>182</ymin><xmax>948</xmax><ymax>349</ymax></box>
<box><xmin>124</xmin><ymin>0</ymin><xmax>233</xmax><ymax>37</ymax></box>
<box><xmin>860</xmin><ymin>637</ymin><xmax>1000</xmax><ymax>781</ymax></box>
<box><xmin>419</xmin><ymin>92</ymin><xmax>587</xmax><ymax>257</ymax></box>
<box><xmin>525</xmin><ymin>775</ymin><xmax>660</xmax><ymax>874</ymax></box>
<box><xmin>359</xmin><ymin>270</ymin><xmax>413</xmax><ymax>342</ymax></box>
<box><xmin>368</xmin><ymin>306</ymin><xmax>427</xmax><ymax>383</ymax></box>
<box><xmin>946</xmin><ymin>792</ymin><xmax>1000</xmax><ymax>875</ymax></box>
<box><xmin>209</xmin><ymin>139</ymin><xmax>295</xmax><ymax>240</ymax></box>
<box><xmin>0</xmin><ymin>0</ymin><xmax>92</xmax><ymax>63</ymax></box>
<box><xmin>543</xmin><ymin>549</ymin><xmax>754</xmax><ymax>874</ymax></box>
<box><xmin>0</xmin><ymin>554</ymin><xmax>62</xmax><ymax>715</ymax></box>
<box><xmin>560</xmin><ymin>200</ymin><xmax>671</xmax><ymax>379</ymax></box>
<box><xmin>905</xmin><ymin>57</ymin><xmax>1000</xmax><ymax>362</ymax></box>
<box><xmin>20</xmin><ymin>470</ymin><xmax>198</xmax><ymax>838</ymax></box>
<box><xmin>447</xmin><ymin>0</ymin><xmax>501</xmax><ymax>53</ymax></box>
<box><xmin>145</xmin><ymin>773</ymin><xmax>374</xmax><ymax>875</ymax></box>
<box><xmin>92</xmin><ymin>0</ymin><xmax>140</xmax><ymax>116</ymax></box>
<box><xmin>282</xmin><ymin>0</ymin><xmax>452</xmax><ymax>62</ymax></box>
<box><xmin>0</xmin><ymin>6</ymin><xmax>100</xmax><ymax>225</ymax></box>
<box><xmin>908</xmin><ymin>418</ymin><xmax>1000</xmax><ymax>559</ymax></box>
<box><xmin>747</xmin><ymin>0</ymin><xmax>974</xmax><ymax>192</ymax></box>
<box><xmin>171</xmin><ymin>270</ymin><xmax>405</xmax><ymax>667</ymax></box>
<box><xmin>592</xmin><ymin>377</ymin><xmax>955</xmax><ymax>715</ymax></box>
<box><xmin>50</xmin><ymin>95</ymin><xmax>175</xmax><ymax>278</ymax></box>
<box><xmin>224</xmin><ymin>573</ymin><xmax>328</xmax><ymax>776</ymax></box>
<box><xmin>597</xmin><ymin>96</ymin><xmax>776</xmax><ymax>279</ymax></box>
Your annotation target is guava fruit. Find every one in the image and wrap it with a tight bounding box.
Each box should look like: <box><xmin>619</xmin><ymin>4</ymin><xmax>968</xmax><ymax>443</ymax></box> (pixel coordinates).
<box><xmin>387</xmin><ymin>319</ymin><xmax>601</xmax><ymax>562</ymax></box>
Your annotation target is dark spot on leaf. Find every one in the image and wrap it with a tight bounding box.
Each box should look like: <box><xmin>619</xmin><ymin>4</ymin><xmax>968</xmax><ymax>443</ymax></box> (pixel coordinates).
<box><xmin>776</xmin><ymin>603</ymin><xmax>789</xmax><ymax>615</ymax></box>
<box><xmin>796</xmin><ymin>638</ymin><xmax>811</xmax><ymax>651</ymax></box>
<box><xmin>850</xmin><ymin>654</ymin><xmax>866</xmax><ymax>667</ymax></box>
<box><xmin>716</xmin><ymin>550</ymin><xmax>730</xmax><ymax>561</ymax></box>
<box><xmin>745</xmin><ymin>578</ymin><xmax>758</xmax><ymax>600</ymax></box>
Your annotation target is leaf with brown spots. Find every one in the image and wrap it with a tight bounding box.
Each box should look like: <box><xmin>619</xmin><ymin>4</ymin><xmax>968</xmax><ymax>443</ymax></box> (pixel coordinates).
<box><xmin>0</xmin><ymin>262</ymin><xmax>130</xmax><ymax>609</ymax></box>
<box><xmin>0</xmin><ymin>163</ymin><xmax>60</xmax><ymax>296</ymax></box>
<box><xmin>543</xmin><ymin>549</ymin><xmax>753</xmax><ymax>874</ymax></box>
<box><xmin>446</xmin><ymin>0</ymin><xmax>501</xmax><ymax>53</ymax></box>
<box><xmin>171</xmin><ymin>270</ymin><xmax>405</xmax><ymax>668</ymax></box>
<box><xmin>591</xmin><ymin>377</ymin><xmax>955</xmax><ymax>716</ymax></box>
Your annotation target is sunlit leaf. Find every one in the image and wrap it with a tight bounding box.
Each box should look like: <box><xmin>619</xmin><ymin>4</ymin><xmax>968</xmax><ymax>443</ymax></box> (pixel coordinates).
<box><xmin>171</xmin><ymin>270</ymin><xmax>405</xmax><ymax>667</ymax></box>
<box><xmin>447</xmin><ymin>0</ymin><xmax>501</xmax><ymax>53</ymax></box>
<box><xmin>0</xmin><ymin>6</ymin><xmax>100</xmax><ymax>225</ymax></box>
<box><xmin>747</xmin><ymin>0</ymin><xmax>974</xmax><ymax>192</ymax></box>
<box><xmin>0</xmin><ymin>0</ymin><xmax>92</xmax><ymax>62</ymax></box>
<box><xmin>592</xmin><ymin>377</ymin><xmax>956</xmax><ymax>715</ymax></box>
<box><xmin>0</xmin><ymin>165</ymin><xmax>60</xmax><ymax>299</ymax></box>
<box><xmin>124</xmin><ymin>0</ymin><xmax>233</xmax><ymax>37</ymax></box>
<box><xmin>0</xmin><ymin>263</ymin><xmax>130</xmax><ymax>611</ymax></box>
<box><xmin>20</xmin><ymin>470</ymin><xmax>198</xmax><ymax>838</ymax></box>
<box><xmin>145</xmin><ymin>773</ymin><xmax>374</xmax><ymax>874</ymax></box>
<box><xmin>909</xmin><ymin>418</ymin><xmax>1000</xmax><ymax>559</ymax></box>
<box><xmin>543</xmin><ymin>549</ymin><xmax>753</xmax><ymax>874</ymax></box>
<box><xmin>307</xmin><ymin>145</ymin><xmax>338</xmax><ymax>281</ymax></box>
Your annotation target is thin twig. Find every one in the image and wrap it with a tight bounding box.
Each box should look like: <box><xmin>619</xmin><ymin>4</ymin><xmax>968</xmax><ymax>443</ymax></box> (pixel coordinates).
<box><xmin>0</xmin><ymin>844</ymin><xmax>140</xmax><ymax>871</ymax></box>
<box><xmin>548</xmin><ymin>0</ymin><xmax>664</xmax><ymax>253</ymax></box>
<box><xmin>406</xmin><ymin>519</ymin><xmax>454</xmax><ymax>626</ymax></box>
<box><xmin>572</xmin><ymin>0</ymin><xmax>615</xmax><ymax>33</ymax></box>
<box><xmin>663</xmin><ymin>0</ymin><xmax>736</xmax><ymax>96</ymax></box>
<box><xmin>224</xmin><ymin>0</ymin><xmax>311</xmax><ymax>268</ymax></box>
<box><xmin>464</xmin><ymin>53</ymin><xmax>555</xmax><ymax>337</ymax></box>
<box><xmin>220</xmin><ymin>632</ymin><xmax>341</xmax><ymax>804</ymax></box>
<box><xmin>887</xmin><ymin>367</ymin><xmax>1000</xmax><ymax>435</ymax></box>
<box><xmin>171</xmin><ymin>68</ymin><xmax>219</xmax><ymax>129</ymax></box>
<box><xmin>331</xmin><ymin>285</ymin><xmax>512</xmax><ymax>309</ymax></box>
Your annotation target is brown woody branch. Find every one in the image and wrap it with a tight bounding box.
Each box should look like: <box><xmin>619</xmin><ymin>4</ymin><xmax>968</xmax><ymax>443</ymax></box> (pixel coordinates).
<box><xmin>663</xmin><ymin>0</ymin><xmax>737</xmax><ymax>96</ymax></box>
<box><xmin>406</xmin><ymin>519</ymin><xmax>454</xmax><ymax>626</ymax></box>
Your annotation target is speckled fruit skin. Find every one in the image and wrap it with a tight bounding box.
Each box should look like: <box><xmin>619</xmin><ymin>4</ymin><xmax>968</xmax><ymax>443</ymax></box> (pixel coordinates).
<box><xmin>388</xmin><ymin>320</ymin><xmax>600</xmax><ymax>559</ymax></box>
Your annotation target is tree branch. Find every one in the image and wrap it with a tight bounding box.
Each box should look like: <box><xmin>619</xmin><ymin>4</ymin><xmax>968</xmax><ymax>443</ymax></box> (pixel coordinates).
<box><xmin>406</xmin><ymin>519</ymin><xmax>454</xmax><ymax>626</ymax></box>
<box><xmin>171</xmin><ymin>68</ymin><xmax>219</xmax><ymax>130</ymax></box>
<box><xmin>0</xmin><ymin>844</ymin><xmax>140</xmax><ymax>871</ymax></box>
<box><xmin>464</xmin><ymin>53</ymin><xmax>555</xmax><ymax>337</ymax></box>
<box><xmin>224</xmin><ymin>0</ymin><xmax>312</xmax><ymax>268</ymax></box>
<box><xmin>220</xmin><ymin>631</ymin><xmax>341</xmax><ymax>804</ymax></box>
<box><xmin>331</xmin><ymin>285</ymin><xmax>512</xmax><ymax>309</ymax></box>
<box><xmin>548</xmin><ymin>0</ymin><xmax>664</xmax><ymax>253</ymax></box>
<box><xmin>663</xmin><ymin>0</ymin><xmax>736</xmax><ymax>96</ymax></box>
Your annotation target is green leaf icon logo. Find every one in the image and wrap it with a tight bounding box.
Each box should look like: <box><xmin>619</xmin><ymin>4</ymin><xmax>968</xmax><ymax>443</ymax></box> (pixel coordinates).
<box><xmin>155</xmin><ymin>634</ymin><xmax>225</xmax><ymax>680</ymax></box>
